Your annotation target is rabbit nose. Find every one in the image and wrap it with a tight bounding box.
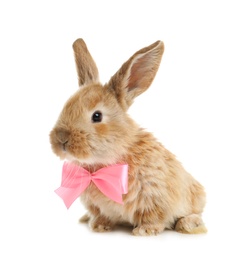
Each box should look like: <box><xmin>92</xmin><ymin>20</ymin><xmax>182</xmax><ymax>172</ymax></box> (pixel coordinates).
<box><xmin>62</xmin><ymin>140</ymin><xmax>68</xmax><ymax>151</ymax></box>
<box><xmin>56</xmin><ymin>129</ymin><xmax>70</xmax><ymax>150</ymax></box>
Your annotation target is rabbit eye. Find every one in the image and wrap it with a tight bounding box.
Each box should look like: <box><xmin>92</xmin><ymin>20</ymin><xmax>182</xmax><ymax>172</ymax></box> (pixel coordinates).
<box><xmin>92</xmin><ymin>111</ymin><xmax>102</xmax><ymax>123</ymax></box>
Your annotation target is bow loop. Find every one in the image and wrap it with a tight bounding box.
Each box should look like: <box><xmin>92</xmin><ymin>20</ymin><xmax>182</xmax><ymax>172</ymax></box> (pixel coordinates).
<box><xmin>55</xmin><ymin>162</ymin><xmax>128</xmax><ymax>209</ymax></box>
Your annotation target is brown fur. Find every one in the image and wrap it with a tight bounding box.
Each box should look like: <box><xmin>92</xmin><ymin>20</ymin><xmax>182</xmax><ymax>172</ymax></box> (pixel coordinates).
<box><xmin>50</xmin><ymin>38</ymin><xmax>207</xmax><ymax>236</ymax></box>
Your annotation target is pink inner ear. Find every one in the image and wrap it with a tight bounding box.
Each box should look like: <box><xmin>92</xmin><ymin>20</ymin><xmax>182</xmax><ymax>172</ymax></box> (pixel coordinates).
<box><xmin>126</xmin><ymin>53</ymin><xmax>154</xmax><ymax>92</ymax></box>
<box><xmin>107</xmin><ymin>40</ymin><xmax>164</xmax><ymax>109</ymax></box>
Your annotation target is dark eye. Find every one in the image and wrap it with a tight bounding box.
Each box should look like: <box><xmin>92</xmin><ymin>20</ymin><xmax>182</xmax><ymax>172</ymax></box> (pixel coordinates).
<box><xmin>92</xmin><ymin>111</ymin><xmax>103</xmax><ymax>123</ymax></box>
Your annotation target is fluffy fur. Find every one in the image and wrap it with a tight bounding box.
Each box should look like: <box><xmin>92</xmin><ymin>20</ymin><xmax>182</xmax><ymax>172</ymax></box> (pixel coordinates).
<box><xmin>50</xmin><ymin>38</ymin><xmax>207</xmax><ymax>235</ymax></box>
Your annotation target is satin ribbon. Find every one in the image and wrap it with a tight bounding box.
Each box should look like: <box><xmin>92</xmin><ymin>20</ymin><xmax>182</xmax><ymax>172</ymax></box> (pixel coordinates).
<box><xmin>55</xmin><ymin>162</ymin><xmax>128</xmax><ymax>209</ymax></box>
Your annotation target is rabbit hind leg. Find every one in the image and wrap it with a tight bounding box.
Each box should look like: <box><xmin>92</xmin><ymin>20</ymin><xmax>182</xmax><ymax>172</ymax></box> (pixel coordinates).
<box><xmin>174</xmin><ymin>214</ymin><xmax>207</xmax><ymax>234</ymax></box>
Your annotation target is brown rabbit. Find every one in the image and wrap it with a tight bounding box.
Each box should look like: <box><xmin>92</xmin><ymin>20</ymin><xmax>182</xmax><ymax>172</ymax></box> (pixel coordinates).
<box><xmin>50</xmin><ymin>39</ymin><xmax>207</xmax><ymax>236</ymax></box>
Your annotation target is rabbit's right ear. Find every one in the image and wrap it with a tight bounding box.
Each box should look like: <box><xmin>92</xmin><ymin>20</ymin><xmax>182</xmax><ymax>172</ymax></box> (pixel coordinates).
<box><xmin>108</xmin><ymin>41</ymin><xmax>164</xmax><ymax>110</ymax></box>
<box><xmin>73</xmin><ymin>38</ymin><xmax>99</xmax><ymax>86</ymax></box>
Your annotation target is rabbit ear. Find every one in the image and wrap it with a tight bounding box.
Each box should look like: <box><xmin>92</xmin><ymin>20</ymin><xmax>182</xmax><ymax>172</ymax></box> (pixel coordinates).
<box><xmin>73</xmin><ymin>38</ymin><xmax>99</xmax><ymax>86</ymax></box>
<box><xmin>108</xmin><ymin>41</ymin><xmax>164</xmax><ymax>110</ymax></box>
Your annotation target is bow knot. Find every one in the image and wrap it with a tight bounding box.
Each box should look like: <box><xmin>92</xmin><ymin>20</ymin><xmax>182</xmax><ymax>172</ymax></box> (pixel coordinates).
<box><xmin>55</xmin><ymin>162</ymin><xmax>128</xmax><ymax>208</ymax></box>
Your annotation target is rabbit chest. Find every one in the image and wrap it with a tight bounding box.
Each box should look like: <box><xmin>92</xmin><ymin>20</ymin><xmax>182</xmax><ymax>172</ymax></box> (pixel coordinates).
<box><xmin>80</xmin><ymin>182</ymin><xmax>132</xmax><ymax>223</ymax></box>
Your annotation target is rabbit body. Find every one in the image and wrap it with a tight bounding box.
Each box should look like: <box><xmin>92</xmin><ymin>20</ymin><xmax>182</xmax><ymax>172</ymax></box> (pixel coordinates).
<box><xmin>50</xmin><ymin>39</ymin><xmax>206</xmax><ymax>235</ymax></box>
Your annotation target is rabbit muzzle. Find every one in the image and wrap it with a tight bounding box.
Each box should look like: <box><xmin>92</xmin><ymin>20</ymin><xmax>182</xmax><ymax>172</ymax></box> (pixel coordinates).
<box><xmin>50</xmin><ymin>126</ymin><xmax>92</xmax><ymax>160</ymax></box>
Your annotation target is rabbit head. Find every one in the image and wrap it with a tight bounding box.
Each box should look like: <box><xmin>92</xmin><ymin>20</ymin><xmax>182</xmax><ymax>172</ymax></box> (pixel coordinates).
<box><xmin>50</xmin><ymin>39</ymin><xmax>164</xmax><ymax>165</ymax></box>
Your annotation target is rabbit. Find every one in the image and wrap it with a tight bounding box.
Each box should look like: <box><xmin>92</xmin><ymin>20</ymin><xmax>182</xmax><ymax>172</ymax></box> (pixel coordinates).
<box><xmin>49</xmin><ymin>38</ymin><xmax>207</xmax><ymax>236</ymax></box>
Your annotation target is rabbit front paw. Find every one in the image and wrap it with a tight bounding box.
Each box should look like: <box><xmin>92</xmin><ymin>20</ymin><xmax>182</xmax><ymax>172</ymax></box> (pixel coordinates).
<box><xmin>132</xmin><ymin>224</ymin><xmax>165</xmax><ymax>236</ymax></box>
<box><xmin>89</xmin><ymin>216</ymin><xmax>114</xmax><ymax>232</ymax></box>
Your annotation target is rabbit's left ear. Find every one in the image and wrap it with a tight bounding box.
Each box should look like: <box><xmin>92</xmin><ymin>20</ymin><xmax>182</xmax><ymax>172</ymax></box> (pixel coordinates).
<box><xmin>73</xmin><ymin>38</ymin><xmax>99</xmax><ymax>86</ymax></box>
<box><xmin>108</xmin><ymin>40</ymin><xmax>164</xmax><ymax>110</ymax></box>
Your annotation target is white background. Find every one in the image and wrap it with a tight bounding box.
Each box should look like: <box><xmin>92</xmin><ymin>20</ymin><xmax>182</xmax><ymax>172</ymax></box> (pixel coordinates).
<box><xmin>1</xmin><ymin>0</ymin><xmax>241</xmax><ymax>259</ymax></box>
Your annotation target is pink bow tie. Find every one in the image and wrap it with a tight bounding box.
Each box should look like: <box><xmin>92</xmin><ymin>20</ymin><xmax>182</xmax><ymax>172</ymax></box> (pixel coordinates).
<box><xmin>55</xmin><ymin>162</ymin><xmax>128</xmax><ymax>209</ymax></box>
